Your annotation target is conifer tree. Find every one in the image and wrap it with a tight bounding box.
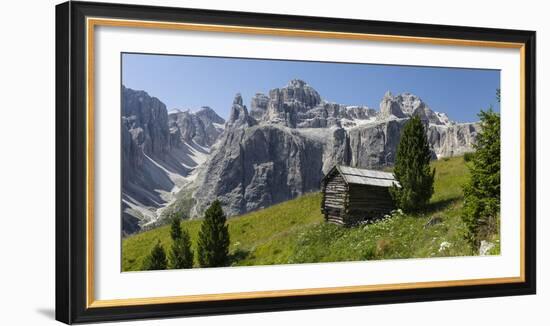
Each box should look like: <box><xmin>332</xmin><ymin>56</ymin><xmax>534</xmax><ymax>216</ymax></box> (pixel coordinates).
<box><xmin>462</xmin><ymin>108</ymin><xmax>500</xmax><ymax>245</ymax></box>
<box><xmin>390</xmin><ymin>115</ymin><xmax>435</xmax><ymax>212</ymax></box>
<box><xmin>168</xmin><ymin>215</ymin><xmax>194</xmax><ymax>269</ymax></box>
<box><xmin>197</xmin><ymin>200</ymin><xmax>230</xmax><ymax>267</ymax></box>
<box><xmin>142</xmin><ymin>240</ymin><xmax>167</xmax><ymax>270</ymax></box>
<box><xmin>170</xmin><ymin>214</ymin><xmax>182</xmax><ymax>241</ymax></box>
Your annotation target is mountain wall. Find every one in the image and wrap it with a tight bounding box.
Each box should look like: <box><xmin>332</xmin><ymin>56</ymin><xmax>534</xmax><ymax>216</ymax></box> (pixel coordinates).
<box><xmin>182</xmin><ymin>80</ymin><xmax>480</xmax><ymax>219</ymax></box>
<box><xmin>121</xmin><ymin>86</ymin><xmax>225</xmax><ymax>235</ymax></box>
<box><xmin>122</xmin><ymin>80</ymin><xmax>480</xmax><ymax>234</ymax></box>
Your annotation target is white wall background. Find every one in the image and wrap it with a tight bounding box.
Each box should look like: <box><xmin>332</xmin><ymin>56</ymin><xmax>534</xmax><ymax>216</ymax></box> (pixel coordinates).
<box><xmin>0</xmin><ymin>0</ymin><xmax>546</xmax><ymax>324</ymax></box>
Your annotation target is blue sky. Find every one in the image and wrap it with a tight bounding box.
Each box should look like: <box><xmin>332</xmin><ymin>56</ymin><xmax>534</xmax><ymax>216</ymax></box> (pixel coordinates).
<box><xmin>122</xmin><ymin>53</ymin><xmax>500</xmax><ymax>123</ymax></box>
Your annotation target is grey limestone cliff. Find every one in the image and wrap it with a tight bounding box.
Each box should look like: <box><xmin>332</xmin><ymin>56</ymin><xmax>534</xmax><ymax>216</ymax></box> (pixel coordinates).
<box><xmin>181</xmin><ymin>80</ymin><xmax>479</xmax><ymax>219</ymax></box>
<box><xmin>121</xmin><ymin>86</ymin><xmax>225</xmax><ymax>235</ymax></box>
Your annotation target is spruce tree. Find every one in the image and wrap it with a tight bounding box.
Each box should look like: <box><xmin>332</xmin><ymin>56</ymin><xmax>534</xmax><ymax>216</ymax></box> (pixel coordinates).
<box><xmin>169</xmin><ymin>214</ymin><xmax>182</xmax><ymax>241</ymax></box>
<box><xmin>142</xmin><ymin>240</ymin><xmax>167</xmax><ymax>270</ymax></box>
<box><xmin>462</xmin><ymin>108</ymin><xmax>500</xmax><ymax>245</ymax></box>
<box><xmin>197</xmin><ymin>200</ymin><xmax>230</xmax><ymax>267</ymax></box>
<box><xmin>168</xmin><ymin>215</ymin><xmax>194</xmax><ymax>269</ymax></box>
<box><xmin>390</xmin><ymin>115</ymin><xmax>435</xmax><ymax>212</ymax></box>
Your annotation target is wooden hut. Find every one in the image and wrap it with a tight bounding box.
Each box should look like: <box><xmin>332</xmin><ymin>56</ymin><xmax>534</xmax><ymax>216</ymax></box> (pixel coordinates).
<box><xmin>321</xmin><ymin>165</ymin><xmax>399</xmax><ymax>226</ymax></box>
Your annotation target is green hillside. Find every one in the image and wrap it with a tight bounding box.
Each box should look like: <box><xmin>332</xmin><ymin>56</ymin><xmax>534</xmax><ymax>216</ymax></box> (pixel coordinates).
<box><xmin>123</xmin><ymin>156</ymin><xmax>493</xmax><ymax>271</ymax></box>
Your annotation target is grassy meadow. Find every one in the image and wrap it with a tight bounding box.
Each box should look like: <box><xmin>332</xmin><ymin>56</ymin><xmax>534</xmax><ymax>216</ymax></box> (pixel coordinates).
<box><xmin>122</xmin><ymin>155</ymin><xmax>498</xmax><ymax>271</ymax></box>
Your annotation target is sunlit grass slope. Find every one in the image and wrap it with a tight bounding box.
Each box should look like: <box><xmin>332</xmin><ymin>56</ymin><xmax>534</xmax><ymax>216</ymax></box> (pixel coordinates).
<box><xmin>122</xmin><ymin>156</ymin><xmax>489</xmax><ymax>271</ymax></box>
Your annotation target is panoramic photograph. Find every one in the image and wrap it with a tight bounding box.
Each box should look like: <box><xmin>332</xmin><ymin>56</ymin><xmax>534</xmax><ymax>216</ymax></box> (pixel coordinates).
<box><xmin>120</xmin><ymin>53</ymin><xmax>501</xmax><ymax>271</ymax></box>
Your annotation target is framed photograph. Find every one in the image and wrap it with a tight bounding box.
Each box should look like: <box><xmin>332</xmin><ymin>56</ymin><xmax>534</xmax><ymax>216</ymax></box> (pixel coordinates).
<box><xmin>56</xmin><ymin>1</ymin><xmax>536</xmax><ymax>324</ymax></box>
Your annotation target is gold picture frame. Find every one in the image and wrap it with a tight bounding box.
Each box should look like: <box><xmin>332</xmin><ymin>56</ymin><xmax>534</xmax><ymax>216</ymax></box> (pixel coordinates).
<box><xmin>56</xmin><ymin>1</ymin><xmax>536</xmax><ymax>323</ymax></box>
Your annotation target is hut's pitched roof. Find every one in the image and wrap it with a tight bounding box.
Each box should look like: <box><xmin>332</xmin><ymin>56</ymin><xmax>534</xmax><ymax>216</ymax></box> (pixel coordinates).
<box><xmin>328</xmin><ymin>165</ymin><xmax>400</xmax><ymax>188</ymax></box>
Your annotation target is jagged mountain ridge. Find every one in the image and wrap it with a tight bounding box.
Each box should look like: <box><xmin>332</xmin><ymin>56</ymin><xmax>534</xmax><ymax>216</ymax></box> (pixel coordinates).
<box><xmin>168</xmin><ymin>106</ymin><xmax>225</xmax><ymax>148</ymax></box>
<box><xmin>121</xmin><ymin>86</ymin><xmax>225</xmax><ymax>235</ymax></box>
<box><xmin>122</xmin><ymin>80</ymin><xmax>479</xmax><ymax>234</ymax></box>
<box><xmin>183</xmin><ymin>79</ymin><xmax>480</xmax><ymax>220</ymax></box>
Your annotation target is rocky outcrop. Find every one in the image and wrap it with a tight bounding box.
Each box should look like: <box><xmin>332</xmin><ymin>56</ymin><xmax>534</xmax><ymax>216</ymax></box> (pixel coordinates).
<box><xmin>262</xmin><ymin>79</ymin><xmax>322</xmax><ymax>127</ymax></box>
<box><xmin>379</xmin><ymin>91</ymin><xmax>408</xmax><ymax>120</ymax></box>
<box><xmin>347</xmin><ymin>119</ymin><xmax>408</xmax><ymax>167</ymax></box>
<box><xmin>121</xmin><ymin>86</ymin><xmax>174</xmax><ymax>234</ymax></box>
<box><xmin>378</xmin><ymin>91</ymin><xmax>449</xmax><ymax>125</ymax></box>
<box><xmin>196</xmin><ymin>106</ymin><xmax>225</xmax><ymax>126</ymax></box>
<box><xmin>250</xmin><ymin>93</ymin><xmax>270</xmax><ymax>120</ymax></box>
<box><xmin>168</xmin><ymin>106</ymin><xmax>225</xmax><ymax>148</ymax></box>
<box><xmin>272</xmin><ymin>79</ymin><xmax>321</xmax><ymax>108</ymax></box>
<box><xmin>227</xmin><ymin>93</ymin><xmax>256</xmax><ymax>128</ymax></box>
<box><xmin>297</xmin><ymin>103</ymin><xmax>377</xmax><ymax>128</ymax></box>
<box><xmin>190</xmin><ymin>124</ymin><xmax>326</xmax><ymax>217</ymax></box>
<box><xmin>122</xmin><ymin>86</ymin><xmax>171</xmax><ymax>158</ymax></box>
<box><xmin>428</xmin><ymin>123</ymin><xmax>480</xmax><ymax>157</ymax></box>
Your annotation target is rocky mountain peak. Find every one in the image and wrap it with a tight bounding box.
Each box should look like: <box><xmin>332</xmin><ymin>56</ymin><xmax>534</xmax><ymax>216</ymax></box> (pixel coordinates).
<box><xmin>270</xmin><ymin>79</ymin><xmax>321</xmax><ymax>107</ymax></box>
<box><xmin>288</xmin><ymin>79</ymin><xmax>307</xmax><ymax>88</ymax></box>
<box><xmin>378</xmin><ymin>91</ymin><xmax>449</xmax><ymax>125</ymax></box>
<box><xmin>233</xmin><ymin>93</ymin><xmax>244</xmax><ymax>106</ymax></box>
<box><xmin>228</xmin><ymin>93</ymin><xmax>255</xmax><ymax>128</ymax></box>
<box><xmin>168</xmin><ymin>106</ymin><xmax>225</xmax><ymax>148</ymax></box>
<box><xmin>122</xmin><ymin>86</ymin><xmax>171</xmax><ymax>156</ymax></box>
<box><xmin>258</xmin><ymin>80</ymin><xmax>322</xmax><ymax>127</ymax></box>
<box><xmin>195</xmin><ymin>106</ymin><xmax>225</xmax><ymax>125</ymax></box>
<box><xmin>195</xmin><ymin>106</ymin><xmax>211</xmax><ymax>114</ymax></box>
<box><xmin>397</xmin><ymin>93</ymin><xmax>425</xmax><ymax>115</ymax></box>
<box><xmin>379</xmin><ymin>91</ymin><xmax>407</xmax><ymax>120</ymax></box>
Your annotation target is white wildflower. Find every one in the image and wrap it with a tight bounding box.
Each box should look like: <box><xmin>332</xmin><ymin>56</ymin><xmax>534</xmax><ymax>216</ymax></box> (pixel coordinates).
<box><xmin>438</xmin><ymin>241</ymin><xmax>451</xmax><ymax>252</ymax></box>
